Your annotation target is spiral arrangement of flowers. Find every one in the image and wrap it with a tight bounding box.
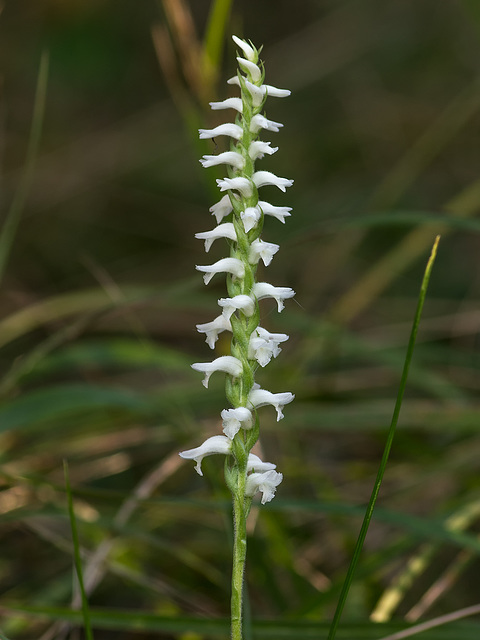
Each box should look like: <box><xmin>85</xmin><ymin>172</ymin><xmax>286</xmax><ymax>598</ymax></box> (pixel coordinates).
<box><xmin>179</xmin><ymin>35</ymin><xmax>294</xmax><ymax>638</ymax></box>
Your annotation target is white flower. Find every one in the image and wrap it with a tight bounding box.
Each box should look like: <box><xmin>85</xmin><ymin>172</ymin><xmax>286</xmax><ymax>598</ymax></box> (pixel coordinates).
<box><xmin>246</xmin><ymin>469</ymin><xmax>283</xmax><ymax>504</ymax></box>
<box><xmin>249</xmin><ymin>239</ymin><xmax>280</xmax><ymax>266</ymax></box>
<box><xmin>196</xmin><ymin>257</ymin><xmax>245</xmax><ymax>284</ymax></box>
<box><xmin>249</xmin><ymin>141</ymin><xmax>278</xmax><ymax>161</ymax></box>
<box><xmin>244</xmin><ymin>79</ymin><xmax>264</xmax><ymax>107</ymax></box>
<box><xmin>199</xmin><ymin>123</ymin><xmax>243</xmax><ymax>140</ymax></box>
<box><xmin>218</xmin><ymin>294</ymin><xmax>255</xmax><ymax>320</ymax></box>
<box><xmin>216</xmin><ymin>177</ymin><xmax>253</xmax><ymax>198</ymax></box>
<box><xmin>200</xmin><ymin>151</ymin><xmax>245</xmax><ymax>170</ymax></box>
<box><xmin>192</xmin><ymin>355</ymin><xmax>243</xmax><ymax>388</ymax></box>
<box><xmin>253</xmin><ymin>282</ymin><xmax>296</xmax><ymax>312</ymax></box>
<box><xmin>253</xmin><ymin>171</ymin><xmax>294</xmax><ymax>192</ymax></box>
<box><xmin>209</xmin><ymin>97</ymin><xmax>243</xmax><ymax>112</ymax></box>
<box><xmin>258</xmin><ymin>200</ymin><xmax>292</xmax><ymax>224</ymax></box>
<box><xmin>179</xmin><ymin>435</ymin><xmax>232</xmax><ymax>476</ymax></box>
<box><xmin>241</xmin><ymin>206</ymin><xmax>261</xmax><ymax>232</ymax></box>
<box><xmin>247</xmin><ymin>453</ymin><xmax>276</xmax><ymax>473</ymax></box>
<box><xmin>248</xmin><ymin>326</ymin><xmax>289</xmax><ymax>367</ymax></box>
<box><xmin>227</xmin><ymin>76</ymin><xmax>291</xmax><ymax>99</ymax></box>
<box><xmin>250</xmin><ymin>114</ymin><xmax>283</xmax><ymax>134</ymax></box>
<box><xmin>236</xmin><ymin>57</ymin><xmax>262</xmax><ymax>83</ymax></box>
<box><xmin>195</xmin><ymin>223</ymin><xmax>237</xmax><ymax>252</ymax></box>
<box><xmin>221</xmin><ymin>406</ymin><xmax>253</xmax><ymax>439</ymax></box>
<box><xmin>210</xmin><ymin>195</ymin><xmax>233</xmax><ymax>224</ymax></box>
<box><xmin>248</xmin><ymin>386</ymin><xmax>295</xmax><ymax>420</ymax></box>
<box><xmin>232</xmin><ymin>35</ymin><xmax>256</xmax><ymax>62</ymax></box>
<box><xmin>196</xmin><ymin>315</ymin><xmax>232</xmax><ymax>349</ymax></box>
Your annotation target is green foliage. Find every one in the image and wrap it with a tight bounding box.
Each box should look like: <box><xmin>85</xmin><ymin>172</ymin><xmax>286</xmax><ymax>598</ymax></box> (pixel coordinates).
<box><xmin>1</xmin><ymin>1</ymin><xmax>480</xmax><ymax>639</ymax></box>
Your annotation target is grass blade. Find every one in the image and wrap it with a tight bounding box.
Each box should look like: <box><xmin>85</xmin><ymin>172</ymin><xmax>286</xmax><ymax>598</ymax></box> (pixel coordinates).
<box><xmin>0</xmin><ymin>50</ymin><xmax>49</xmax><ymax>283</ymax></box>
<box><xmin>63</xmin><ymin>460</ymin><xmax>94</xmax><ymax>640</ymax></box>
<box><xmin>327</xmin><ymin>236</ymin><xmax>441</xmax><ymax>640</ymax></box>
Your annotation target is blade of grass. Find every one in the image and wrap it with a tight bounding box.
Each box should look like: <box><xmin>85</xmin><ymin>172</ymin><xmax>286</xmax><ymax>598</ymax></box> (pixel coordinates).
<box><xmin>203</xmin><ymin>0</ymin><xmax>233</xmax><ymax>81</ymax></box>
<box><xmin>63</xmin><ymin>460</ymin><xmax>94</xmax><ymax>640</ymax></box>
<box><xmin>0</xmin><ymin>50</ymin><xmax>49</xmax><ymax>284</ymax></box>
<box><xmin>327</xmin><ymin>236</ymin><xmax>441</xmax><ymax>640</ymax></box>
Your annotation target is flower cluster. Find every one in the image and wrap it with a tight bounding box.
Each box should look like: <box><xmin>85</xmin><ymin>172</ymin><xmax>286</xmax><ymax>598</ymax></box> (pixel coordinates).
<box><xmin>180</xmin><ymin>36</ymin><xmax>294</xmax><ymax>505</ymax></box>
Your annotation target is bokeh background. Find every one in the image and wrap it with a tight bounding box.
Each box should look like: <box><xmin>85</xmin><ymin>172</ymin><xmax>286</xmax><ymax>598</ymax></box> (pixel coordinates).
<box><xmin>1</xmin><ymin>0</ymin><xmax>480</xmax><ymax>638</ymax></box>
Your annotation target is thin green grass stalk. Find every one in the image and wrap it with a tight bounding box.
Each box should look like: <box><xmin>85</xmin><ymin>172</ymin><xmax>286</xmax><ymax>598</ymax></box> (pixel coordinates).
<box><xmin>327</xmin><ymin>235</ymin><xmax>441</xmax><ymax>640</ymax></box>
<box><xmin>0</xmin><ymin>50</ymin><xmax>49</xmax><ymax>284</ymax></box>
<box><xmin>63</xmin><ymin>460</ymin><xmax>94</xmax><ymax>640</ymax></box>
<box><xmin>203</xmin><ymin>0</ymin><xmax>234</xmax><ymax>77</ymax></box>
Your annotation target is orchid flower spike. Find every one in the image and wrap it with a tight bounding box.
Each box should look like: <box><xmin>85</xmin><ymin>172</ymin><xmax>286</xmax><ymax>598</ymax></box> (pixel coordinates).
<box><xmin>183</xmin><ymin>35</ymin><xmax>294</xmax><ymax>524</ymax></box>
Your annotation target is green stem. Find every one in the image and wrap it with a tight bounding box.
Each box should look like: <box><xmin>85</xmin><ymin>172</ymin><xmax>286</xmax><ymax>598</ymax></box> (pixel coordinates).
<box><xmin>231</xmin><ymin>468</ymin><xmax>248</xmax><ymax>640</ymax></box>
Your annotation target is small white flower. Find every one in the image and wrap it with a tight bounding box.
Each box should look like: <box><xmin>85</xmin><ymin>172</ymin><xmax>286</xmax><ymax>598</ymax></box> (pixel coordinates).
<box><xmin>244</xmin><ymin>79</ymin><xmax>264</xmax><ymax>107</ymax></box>
<box><xmin>236</xmin><ymin>57</ymin><xmax>262</xmax><ymax>83</ymax></box>
<box><xmin>248</xmin><ymin>141</ymin><xmax>278</xmax><ymax>161</ymax></box>
<box><xmin>199</xmin><ymin>123</ymin><xmax>243</xmax><ymax>140</ymax></box>
<box><xmin>200</xmin><ymin>151</ymin><xmax>245</xmax><ymax>170</ymax></box>
<box><xmin>253</xmin><ymin>282</ymin><xmax>296</xmax><ymax>312</ymax></box>
<box><xmin>249</xmin><ymin>326</ymin><xmax>289</xmax><ymax>367</ymax></box>
<box><xmin>221</xmin><ymin>406</ymin><xmax>253</xmax><ymax>439</ymax></box>
<box><xmin>249</xmin><ymin>239</ymin><xmax>280</xmax><ymax>266</ymax></box>
<box><xmin>248</xmin><ymin>386</ymin><xmax>295</xmax><ymax>420</ymax></box>
<box><xmin>232</xmin><ymin>35</ymin><xmax>256</xmax><ymax>62</ymax></box>
<box><xmin>241</xmin><ymin>206</ymin><xmax>261</xmax><ymax>232</ymax></box>
<box><xmin>196</xmin><ymin>257</ymin><xmax>245</xmax><ymax>285</ymax></box>
<box><xmin>258</xmin><ymin>200</ymin><xmax>292</xmax><ymax>224</ymax></box>
<box><xmin>218</xmin><ymin>294</ymin><xmax>255</xmax><ymax>320</ymax></box>
<box><xmin>195</xmin><ymin>223</ymin><xmax>237</xmax><ymax>252</ymax></box>
<box><xmin>250</xmin><ymin>114</ymin><xmax>283</xmax><ymax>134</ymax></box>
<box><xmin>247</xmin><ymin>453</ymin><xmax>276</xmax><ymax>473</ymax></box>
<box><xmin>209</xmin><ymin>97</ymin><xmax>243</xmax><ymax>112</ymax></box>
<box><xmin>216</xmin><ymin>177</ymin><xmax>253</xmax><ymax>198</ymax></box>
<box><xmin>179</xmin><ymin>435</ymin><xmax>232</xmax><ymax>476</ymax></box>
<box><xmin>196</xmin><ymin>315</ymin><xmax>232</xmax><ymax>349</ymax></box>
<box><xmin>210</xmin><ymin>195</ymin><xmax>233</xmax><ymax>224</ymax></box>
<box><xmin>253</xmin><ymin>171</ymin><xmax>294</xmax><ymax>192</ymax></box>
<box><xmin>246</xmin><ymin>469</ymin><xmax>283</xmax><ymax>504</ymax></box>
<box><xmin>192</xmin><ymin>355</ymin><xmax>243</xmax><ymax>388</ymax></box>
<box><xmin>227</xmin><ymin>77</ymin><xmax>290</xmax><ymax>99</ymax></box>
<box><xmin>262</xmin><ymin>84</ymin><xmax>291</xmax><ymax>98</ymax></box>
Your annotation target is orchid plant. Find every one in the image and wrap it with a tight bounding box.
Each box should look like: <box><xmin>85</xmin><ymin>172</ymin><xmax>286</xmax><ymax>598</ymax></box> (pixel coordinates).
<box><xmin>179</xmin><ymin>35</ymin><xmax>294</xmax><ymax>639</ymax></box>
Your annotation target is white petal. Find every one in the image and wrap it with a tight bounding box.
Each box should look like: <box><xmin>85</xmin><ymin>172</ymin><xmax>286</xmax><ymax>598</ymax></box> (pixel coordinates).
<box><xmin>192</xmin><ymin>355</ymin><xmax>243</xmax><ymax>388</ymax></box>
<box><xmin>196</xmin><ymin>315</ymin><xmax>232</xmax><ymax>349</ymax></box>
<box><xmin>210</xmin><ymin>195</ymin><xmax>233</xmax><ymax>224</ymax></box>
<box><xmin>246</xmin><ymin>469</ymin><xmax>283</xmax><ymax>504</ymax></box>
<box><xmin>221</xmin><ymin>406</ymin><xmax>253</xmax><ymax>439</ymax></box>
<box><xmin>262</xmin><ymin>84</ymin><xmax>291</xmax><ymax>98</ymax></box>
<box><xmin>216</xmin><ymin>177</ymin><xmax>253</xmax><ymax>198</ymax></box>
<box><xmin>236</xmin><ymin>57</ymin><xmax>262</xmax><ymax>83</ymax></box>
<box><xmin>247</xmin><ymin>453</ymin><xmax>276</xmax><ymax>473</ymax></box>
<box><xmin>250</xmin><ymin>114</ymin><xmax>283</xmax><ymax>133</ymax></box>
<box><xmin>253</xmin><ymin>171</ymin><xmax>293</xmax><ymax>192</ymax></box>
<box><xmin>209</xmin><ymin>97</ymin><xmax>243</xmax><ymax>112</ymax></box>
<box><xmin>200</xmin><ymin>151</ymin><xmax>245</xmax><ymax>170</ymax></box>
<box><xmin>195</xmin><ymin>222</ymin><xmax>237</xmax><ymax>252</ymax></box>
<box><xmin>258</xmin><ymin>200</ymin><xmax>292</xmax><ymax>223</ymax></box>
<box><xmin>248</xmin><ymin>387</ymin><xmax>295</xmax><ymax>420</ymax></box>
<box><xmin>218</xmin><ymin>294</ymin><xmax>255</xmax><ymax>319</ymax></box>
<box><xmin>179</xmin><ymin>435</ymin><xmax>232</xmax><ymax>476</ymax></box>
<box><xmin>248</xmin><ymin>327</ymin><xmax>288</xmax><ymax>367</ymax></box>
<box><xmin>241</xmin><ymin>206</ymin><xmax>261</xmax><ymax>232</ymax></box>
<box><xmin>249</xmin><ymin>239</ymin><xmax>280</xmax><ymax>266</ymax></box>
<box><xmin>196</xmin><ymin>257</ymin><xmax>245</xmax><ymax>284</ymax></box>
<box><xmin>232</xmin><ymin>35</ymin><xmax>256</xmax><ymax>62</ymax></box>
<box><xmin>248</xmin><ymin>141</ymin><xmax>278</xmax><ymax>161</ymax></box>
<box><xmin>253</xmin><ymin>282</ymin><xmax>296</xmax><ymax>312</ymax></box>
<box><xmin>244</xmin><ymin>79</ymin><xmax>264</xmax><ymax>107</ymax></box>
<box><xmin>199</xmin><ymin>123</ymin><xmax>243</xmax><ymax>140</ymax></box>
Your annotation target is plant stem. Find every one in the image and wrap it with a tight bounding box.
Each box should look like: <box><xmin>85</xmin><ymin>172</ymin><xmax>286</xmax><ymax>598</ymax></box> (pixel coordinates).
<box><xmin>231</xmin><ymin>467</ymin><xmax>248</xmax><ymax>640</ymax></box>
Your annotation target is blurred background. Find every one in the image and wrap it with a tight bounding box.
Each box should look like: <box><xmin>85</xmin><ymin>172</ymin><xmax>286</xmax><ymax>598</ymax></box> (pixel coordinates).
<box><xmin>1</xmin><ymin>0</ymin><xmax>480</xmax><ymax>638</ymax></box>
